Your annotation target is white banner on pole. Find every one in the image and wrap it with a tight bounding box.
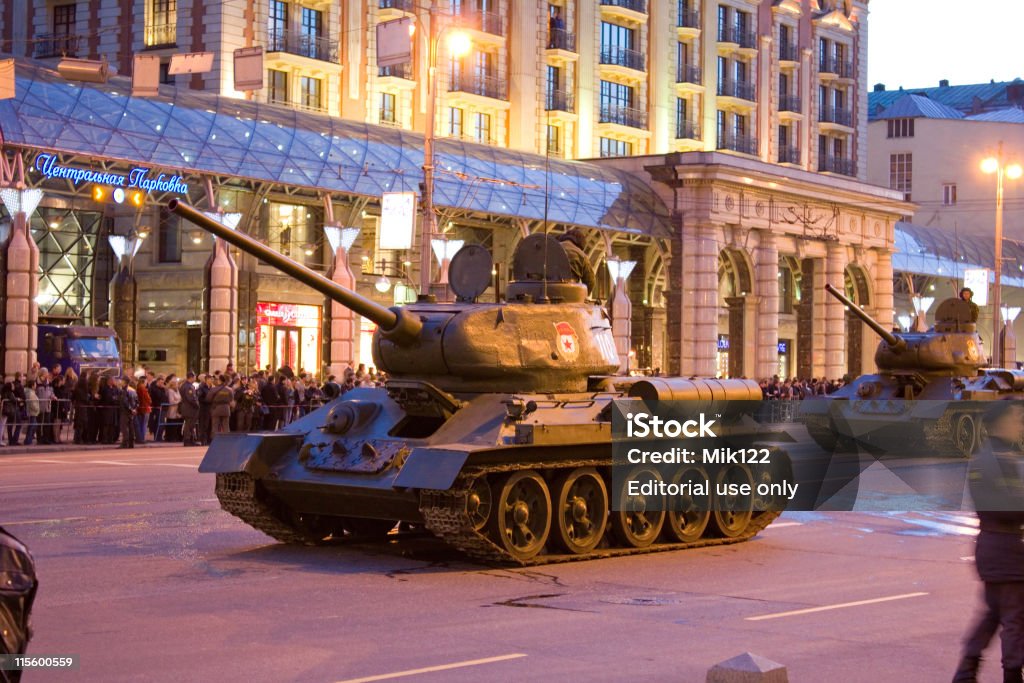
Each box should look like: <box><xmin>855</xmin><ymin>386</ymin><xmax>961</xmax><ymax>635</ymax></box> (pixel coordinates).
<box><xmin>964</xmin><ymin>268</ymin><xmax>990</xmax><ymax>306</ymax></box>
<box><xmin>378</xmin><ymin>192</ymin><xmax>417</xmax><ymax>251</ymax></box>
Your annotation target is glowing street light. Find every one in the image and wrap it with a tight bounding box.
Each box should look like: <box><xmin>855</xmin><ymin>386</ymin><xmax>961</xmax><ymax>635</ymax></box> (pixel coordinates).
<box><xmin>981</xmin><ymin>142</ymin><xmax>1023</xmax><ymax>366</ymax></box>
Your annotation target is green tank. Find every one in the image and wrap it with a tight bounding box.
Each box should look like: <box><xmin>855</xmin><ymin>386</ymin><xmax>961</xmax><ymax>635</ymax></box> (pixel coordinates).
<box><xmin>170</xmin><ymin>200</ymin><xmax>788</xmax><ymax>564</ymax></box>
<box><xmin>802</xmin><ymin>283</ymin><xmax>1024</xmax><ymax>457</ymax></box>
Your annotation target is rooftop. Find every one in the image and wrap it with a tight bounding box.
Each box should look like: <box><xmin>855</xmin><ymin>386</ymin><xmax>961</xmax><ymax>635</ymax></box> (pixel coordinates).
<box><xmin>0</xmin><ymin>59</ymin><xmax>670</xmax><ymax>236</ymax></box>
<box><xmin>869</xmin><ymin>78</ymin><xmax>1024</xmax><ymax>121</ymax></box>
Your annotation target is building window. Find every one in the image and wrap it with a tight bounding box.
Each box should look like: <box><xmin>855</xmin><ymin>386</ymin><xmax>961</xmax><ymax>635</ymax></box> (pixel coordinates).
<box><xmin>158</xmin><ymin>207</ymin><xmax>182</xmax><ymax>263</ymax></box>
<box><xmin>717</xmin><ymin>4</ymin><xmax>729</xmax><ymax>41</ymax></box>
<box><xmin>887</xmin><ymin>118</ymin><xmax>915</xmax><ymax>138</ymax></box>
<box><xmin>600</xmin><ymin>80</ymin><xmax>634</xmax><ymax>111</ymax></box>
<box><xmin>599</xmin><ymin>138</ymin><xmax>632</xmax><ymax>158</ymax></box>
<box><xmin>473</xmin><ymin>112</ymin><xmax>491</xmax><ymax>143</ymax></box>
<box><xmin>449</xmin><ymin>107</ymin><xmax>464</xmax><ymax>136</ymax></box>
<box><xmin>380</xmin><ymin>92</ymin><xmax>396</xmax><ymax>124</ymax></box>
<box><xmin>146</xmin><ymin>0</ymin><xmax>177</xmax><ymax>47</ymax></box>
<box><xmin>890</xmin><ymin>152</ymin><xmax>912</xmax><ymax>200</ymax></box>
<box><xmin>717</xmin><ymin>109</ymin><xmax>727</xmax><ymax>142</ymax></box>
<box><xmin>943</xmin><ymin>183</ymin><xmax>957</xmax><ymax>206</ymax></box>
<box><xmin>268</xmin><ymin>69</ymin><xmax>288</xmax><ymax>105</ymax></box>
<box><xmin>269</xmin><ymin>0</ymin><xmax>288</xmax><ymax>49</ymax></box>
<box><xmin>546</xmin><ymin>123</ymin><xmax>561</xmax><ymax>156</ymax></box>
<box><xmin>53</xmin><ymin>4</ymin><xmax>76</xmax><ymax>37</ymax></box>
<box><xmin>545</xmin><ymin>64</ymin><xmax>560</xmax><ymax>109</ymax></box>
<box><xmin>269</xmin><ymin>203</ymin><xmax>322</xmax><ymax>267</ymax></box>
<box><xmin>600</xmin><ymin>21</ymin><xmax>634</xmax><ymax>53</ymax></box>
<box><xmin>300</xmin><ymin>76</ymin><xmax>322</xmax><ymax>111</ymax></box>
<box><xmin>300</xmin><ymin>7</ymin><xmax>323</xmax><ymax>59</ymax></box>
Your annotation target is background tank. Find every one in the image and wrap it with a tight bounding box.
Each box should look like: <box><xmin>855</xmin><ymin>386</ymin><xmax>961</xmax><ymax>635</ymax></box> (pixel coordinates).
<box><xmin>170</xmin><ymin>200</ymin><xmax>789</xmax><ymax>564</ymax></box>
<box><xmin>802</xmin><ymin>283</ymin><xmax>1024</xmax><ymax>457</ymax></box>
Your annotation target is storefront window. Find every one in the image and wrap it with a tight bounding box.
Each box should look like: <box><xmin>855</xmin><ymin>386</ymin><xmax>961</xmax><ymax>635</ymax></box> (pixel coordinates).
<box><xmin>267</xmin><ymin>202</ymin><xmax>323</xmax><ymax>268</ymax></box>
<box><xmin>255</xmin><ymin>302</ymin><xmax>322</xmax><ymax>374</ymax></box>
<box><xmin>29</xmin><ymin>209</ymin><xmax>105</xmax><ymax>323</ymax></box>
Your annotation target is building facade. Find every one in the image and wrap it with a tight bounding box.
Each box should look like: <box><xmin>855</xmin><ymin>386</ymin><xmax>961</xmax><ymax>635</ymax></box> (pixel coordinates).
<box><xmin>0</xmin><ymin>0</ymin><xmax>919</xmax><ymax>382</ymax></box>
<box><xmin>3</xmin><ymin>0</ymin><xmax>868</xmax><ymax>171</ymax></box>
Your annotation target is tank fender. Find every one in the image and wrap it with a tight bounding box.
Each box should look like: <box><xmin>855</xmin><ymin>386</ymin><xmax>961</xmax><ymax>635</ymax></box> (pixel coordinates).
<box><xmin>198</xmin><ymin>433</ymin><xmax>305</xmax><ymax>475</ymax></box>
<box><xmin>392</xmin><ymin>448</ymin><xmax>469</xmax><ymax>490</ymax></box>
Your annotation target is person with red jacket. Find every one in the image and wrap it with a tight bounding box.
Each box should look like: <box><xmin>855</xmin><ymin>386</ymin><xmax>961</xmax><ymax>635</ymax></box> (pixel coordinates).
<box><xmin>135</xmin><ymin>378</ymin><xmax>151</xmax><ymax>445</ymax></box>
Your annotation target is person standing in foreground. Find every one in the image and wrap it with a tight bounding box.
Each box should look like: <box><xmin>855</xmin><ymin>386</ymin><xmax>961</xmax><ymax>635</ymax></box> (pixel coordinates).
<box><xmin>953</xmin><ymin>401</ymin><xmax>1024</xmax><ymax>683</ymax></box>
<box><xmin>178</xmin><ymin>372</ymin><xmax>200</xmax><ymax>446</ymax></box>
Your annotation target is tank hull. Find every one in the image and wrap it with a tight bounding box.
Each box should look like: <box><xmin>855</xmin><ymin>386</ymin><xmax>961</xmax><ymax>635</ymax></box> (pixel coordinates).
<box><xmin>201</xmin><ymin>385</ymin><xmax>788</xmax><ymax>564</ymax></box>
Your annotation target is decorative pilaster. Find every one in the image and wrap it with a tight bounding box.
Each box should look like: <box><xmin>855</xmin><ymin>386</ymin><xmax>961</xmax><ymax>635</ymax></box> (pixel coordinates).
<box><xmin>685</xmin><ymin>223</ymin><xmax>720</xmax><ymax>377</ymax></box>
<box><xmin>0</xmin><ymin>189</ymin><xmax>41</xmax><ymax>375</ymax></box>
<box><xmin>325</xmin><ymin>225</ymin><xmax>360</xmax><ymax>378</ymax></box>
<box><xmin>754</xmin><ymin>231</ymin><xmax>779</xmax><ymax>380</ymax></box>
<box><xmin>824</xmin><ymin>242</ymin><xmax>847</xmax><ymax>379</ymax></box>
<box><xmin>108</xmin><ymin>233</ymin><xmax>143</xmax><ymax>367</ymax></box>
<box><xmin>202</xmin><ymin>211</ymin><xmax>240</xmax><ymax>374</ymax></box>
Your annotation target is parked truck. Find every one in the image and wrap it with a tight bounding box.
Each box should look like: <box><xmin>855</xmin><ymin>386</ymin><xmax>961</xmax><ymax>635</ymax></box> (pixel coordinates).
<box><xmin>36</xmin><ymin>325</ymin><xmax>121</xmax><ymax>377</ymax></box>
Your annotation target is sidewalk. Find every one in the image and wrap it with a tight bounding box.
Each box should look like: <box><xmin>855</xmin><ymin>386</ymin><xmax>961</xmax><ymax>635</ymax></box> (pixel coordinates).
<box><xmin>0</xmin><ymin>441</ymin><xmax>202</xmax><ymax>456</ymax></box>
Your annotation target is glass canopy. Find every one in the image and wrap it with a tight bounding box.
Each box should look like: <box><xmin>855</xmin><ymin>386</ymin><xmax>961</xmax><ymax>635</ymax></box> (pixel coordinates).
<box><xmin>895</xmin><ymin>222</ymin><xmax>1024</xmax><ymax>288</ymax></box>
<box><xmin>0</xmin><ymin>60</ymin><xmax>671</xmax><ymax>236</ymax></box>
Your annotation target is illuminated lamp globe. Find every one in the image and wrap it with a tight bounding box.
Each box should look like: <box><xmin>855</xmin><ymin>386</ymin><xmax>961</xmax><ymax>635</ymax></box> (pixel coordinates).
<box><xmin>981</xmin><ymin>157</ymin><xmax>999</xmax><ymax>174</ymax></box>
<box><xmin>374</xmin><ymin>274</ymin><xmax>391</xmax><ymax>293</ymax></box>
<box><xmin>1008</xmin><ymin>164</ymin><xmax>1023</xmax><ymax>180</ymax></box>
<box><xmin>448</xmin><ymin>31</ymin><xmax>472</xmax><ymax>58</ymax></box>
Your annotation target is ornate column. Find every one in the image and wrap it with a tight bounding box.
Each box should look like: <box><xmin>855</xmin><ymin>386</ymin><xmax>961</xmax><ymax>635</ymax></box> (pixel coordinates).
<box><xmin>684</xmin><ymin>223</ymin><xmax>720</xmax><ymax>377</ymax></box>
<box><xmin>725</xmin><ymin>295</ymin><xmax>759</xmax><ymax>378</ymax></box>
<box><xmin>201</xmin><ymin>211</ymin><xmax>240</xmax><ymax>374</ymax></box>
<box><xmin>0</xmin><ymin>188</ymin><xmax>41</xmax><ymax>375</ymax></box>
<box><xmin>872</xmin><ymin>248</ymin><xmax>895</xmax><ymax>373</ymax></box>
<box><xmin>824</xmin><ymin>242</ymin><xmax>847</xmax><ymax>379</ymax></box>
<box><xmin>108</xmin><ymin>233</ymin><xmax>144</xmax><ymax>367</ymax></box>
<box><xmin>324</xmin><ymin>224</ymin><xmax>360</xmax><ymax>377</ymax></box>
<box><xmin>608</xmin><ymin>258</ymin><xmax>637</xmax><ymax>374</ymax></box>
<box><xmin>754</xmin><ymin>231</ymin><xmax>779</xmax><ymax>380</ymax></box>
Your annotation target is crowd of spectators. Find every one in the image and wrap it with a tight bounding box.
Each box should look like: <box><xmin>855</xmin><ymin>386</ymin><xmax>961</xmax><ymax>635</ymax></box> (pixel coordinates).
<box><xmin>758</xmin><ymin>376</ymin><xmax>848</xmax><ymax>400</ymax></box>
<box><xmin>0</xmin><ymin>362</ymin><xmax>385</xmax><ymax>448</ymax></box>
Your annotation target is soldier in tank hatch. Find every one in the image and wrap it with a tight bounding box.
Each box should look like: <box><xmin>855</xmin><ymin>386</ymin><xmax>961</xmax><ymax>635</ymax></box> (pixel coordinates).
<box><xmin>960</xmin><ymin>287</ymin><xmax>981</xmax><ymax>324</ymax></box>
<box><xmin>557</xmin><ymin>229</ymin><xmax>596</xmax><ymax>295</ymax></box>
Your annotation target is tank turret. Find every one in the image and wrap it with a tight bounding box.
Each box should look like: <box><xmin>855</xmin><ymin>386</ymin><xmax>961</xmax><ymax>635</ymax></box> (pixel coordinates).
<box><xmin>169</xmin><ymin>200</ymin><xmax>618</xmax><ymax>393</ymax></box>
<box><xmin>824</xmin><ymin>283</ymin><xmax>985</xmax><ymax>377</ymax></box>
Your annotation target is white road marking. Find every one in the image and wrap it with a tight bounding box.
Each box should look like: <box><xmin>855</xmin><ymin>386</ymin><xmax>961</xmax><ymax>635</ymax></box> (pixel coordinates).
<box><xmin>334</xmin><ymin>654</ymin><xmax>528</xmax><ymax>683</ymax></box>
<box><xmin>745</xmin><ymin>592</ymin><xmax>929</xmax><ymax>621</ymax></box>
<box><xmin>157</xmin><ymin>463</ymin><xmax>198</xmax><ymax>468</ymax></box>
<box><xmin>764</xmin><ymin>522</ymin><xmax>803</xmax><ymax>529</ymax></box>
<box><xmin>1</xmin><ymin>516</ymin><xmax>87</xmax><ymax>526</ymax></box>
<box><xmin>961</xmin><ymin>556</ymin><xmax>975</xmax><ymax>561</ymax></box>
<box><xmin>87</xmin><ymin>460</ymin><xmax>142</xmax><ymax>466</ymax></box>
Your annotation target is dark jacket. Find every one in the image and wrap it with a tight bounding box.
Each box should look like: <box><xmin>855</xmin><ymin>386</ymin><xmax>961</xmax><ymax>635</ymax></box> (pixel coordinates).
<box><xmin>971</xmin><ymin>438</ymin><xmax>1024</xmax><ymax>582</ymax></box>
<box><xmin>559</xmin><ymin>239</ymin><xmax>596</xmax><ymax>294</ymax></box>
<box><xmin>178</xmin><ymin>381</ymin><xmax>199</xmax><ymax>419</ymax></box>
<box><xmin>208</xmin><ymin>384</ymin><xmax>233</xmax><ymax>418</ymax></box>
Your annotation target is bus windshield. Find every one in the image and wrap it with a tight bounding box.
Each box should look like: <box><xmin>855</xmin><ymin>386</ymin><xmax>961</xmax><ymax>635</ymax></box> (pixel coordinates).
<box><xmin>67</xmin><ymin>337</ymin><xmax>118</xmax><ymax>360</ymax></box>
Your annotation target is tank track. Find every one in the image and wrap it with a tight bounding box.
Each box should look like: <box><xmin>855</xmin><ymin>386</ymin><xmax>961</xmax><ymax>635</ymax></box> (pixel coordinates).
<box><xmin>214</xmin><ymin>472</ymin><xmax>315</xmax><ymax>544</ymax></box>
<box><xmin>420</xmin><ymin>466</ymin><xmax>782</xmax><ymax>566</ymax></box>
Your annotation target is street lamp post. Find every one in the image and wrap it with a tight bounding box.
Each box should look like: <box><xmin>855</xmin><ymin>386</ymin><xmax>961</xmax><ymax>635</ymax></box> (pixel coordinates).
<box><xmin>418</xmin><ymin>2</ymin><xmax>471</xmax><ymax>295</ymax></box>
<box><xmin>981</xmin><ymin>142</ymin><xmax>1022</xmax><ymax>367</ymax></box>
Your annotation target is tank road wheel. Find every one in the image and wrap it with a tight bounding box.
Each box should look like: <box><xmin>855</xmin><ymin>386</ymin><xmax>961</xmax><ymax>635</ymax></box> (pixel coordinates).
<box><xmin>466</xmin><ymin>476</ymin><xmax>492</xmax><ymax>532</ymax></box>
<box><xmin>709</xmin><ymin>465</ymin><xmax>754</xmax><ymax>538</ymax></box>
<box><xmin>490</xmin><ymin>470</ymin><xmax>552</xmax><ymax>561</ymax></box>
<box><xmin>552</xmin><ymin>468</ymin><xmax>609</xmax><ymax>554</ymax></box>
<box><xmin>710</xmin><ymin>466</ymin><xmax>754</xmax><ymax>538</ymax></box>
<box><xmin>663</xmin><ymin>465</ymin><xmax>711</xmax><ymax>543</ymax></box>
<box><xmin>610</xmin><ymin>467</ymin><xmax>666</xmax><ymax>548</ymax></box>
<box><xmin>953</xmin><ymin>413</ymin><xmax>979</xmax><ymax>457</ymax></box>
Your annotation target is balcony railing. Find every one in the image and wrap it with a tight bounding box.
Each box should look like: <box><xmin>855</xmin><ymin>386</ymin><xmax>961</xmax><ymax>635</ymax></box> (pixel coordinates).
<box><xmin>458</xmin><ymin>9</ymin><xmax>505</xmax><ymax>36</ymax></box>
<box><xmin>718</xmin><ymin>25</ymin><xmax>757</xmax><ymax>49</ymax></box>
<box><xmin>818</xmin><ymin>155</ymin><xmax>856</xmax><ymax>176</ymax></box>
<box><xmin>779</xmin><ymin>93</ymin><xmax>801</xmax><ymax>112</ymax></box>
<box><xmin>717</xmin><ymin>134</ymin><xmax>758</xmax><ymax>155</ymax></box>
<box><xmin>547</xmin><ymin>28</ymin><xmax>576</xmax><ymax>52</ymax></box>
<box><xmin>717</xmin><ymin>78</ymin><xmax>755</xmax><ymax>101</ymax></box>
<box><xmin>676</xmin><ymin>63</ymin><xmax>701</xmax><ymax>85</ymax></box>
<box><xmin>677</xmin><ymin>8</ymin><xmax>700</xmax><ymax>28</ymax></box>
<box><xmin>144</xmin><ymin>23</ymin><xmax>177</xmax><ymax>47</ymax></box>
<box><xmin>379</xmin><ymin>0</ymin><xmax>415</xmax><ymax>10</ymax></box>
<box><xmin>379</xmin><ymin>63</ymin><xmax>413</xmax><ymax>80</ymax></box>
<box><xmin>600</xmin><ymin>105</ymin><xmax>648</xmax><ymax>129</ymax></box>
<box><xmin>449</xmin><ymin>71</ymin><xmax>508</xmax><ymax>100</ymax></box>
<box><xmin>545</xmin><ymin>89</ymin><xmax>575</xmax><ymax>113</ymax></box>
<box><xmin>34</xmin><ymin>34</ymin><xmax>80</xmax><ymax>58</ymax></box>
<box><xmin>819</xmin><ymin>106</ymin><xmax>853</xmax><ymax>126</ymax></box>
<box><xmin>600</xmin><ymin>46</ymin><xmax>645</xmax><ymax>71</ymax></box>
<box><xmin>820</xmin><ymin>55</ymin><xmax>854</xmax><ymax>78</ymax></box>
<box><xmin>267</xmin><ymin>31</ymin><xmax>339</xmax><ymax>63</ymax></box>
<box><xmin>779</xmin><ymin>42</ymin><xmax>799</xmax><ymax>62</ymax></box>
<box><xmin>778</xmin><ymin>145</ymin><xmax>800</xmax><ymax>164</ymax></box>
<box><xmin>601</xmin><ymin>0</ymin><xmax>647</xmax><ymax>13</ymax></box>
<box><xmin>675</xmin><ymin>119</ymin><xmax>700</xmax><ymax>140</ymax></box>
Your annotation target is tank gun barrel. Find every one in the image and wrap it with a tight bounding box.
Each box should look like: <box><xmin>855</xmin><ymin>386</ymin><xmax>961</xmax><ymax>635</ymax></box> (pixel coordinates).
<box><xmin>168</xmin><ymin>200</ymin><xmax>422</xmax><ymax>344</ymax></box>
<box><xmin>824</xmin><ymin>283</ymin><xmax>906</xmax><ymax>351</ymax></box>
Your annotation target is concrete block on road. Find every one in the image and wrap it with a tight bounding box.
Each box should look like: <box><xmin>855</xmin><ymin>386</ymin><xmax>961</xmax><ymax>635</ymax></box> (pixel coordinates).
<box><xmin>707</xmin><ymin>652</ymin><xmax>788</xmax><ymax>683</ymax></box>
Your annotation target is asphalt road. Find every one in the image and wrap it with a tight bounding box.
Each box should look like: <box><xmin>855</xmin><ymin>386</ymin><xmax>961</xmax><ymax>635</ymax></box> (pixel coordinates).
<box><xmin>0</xmin><ymin>445</ymin><xmax>993</xmax><ymax>682</ymax></box>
